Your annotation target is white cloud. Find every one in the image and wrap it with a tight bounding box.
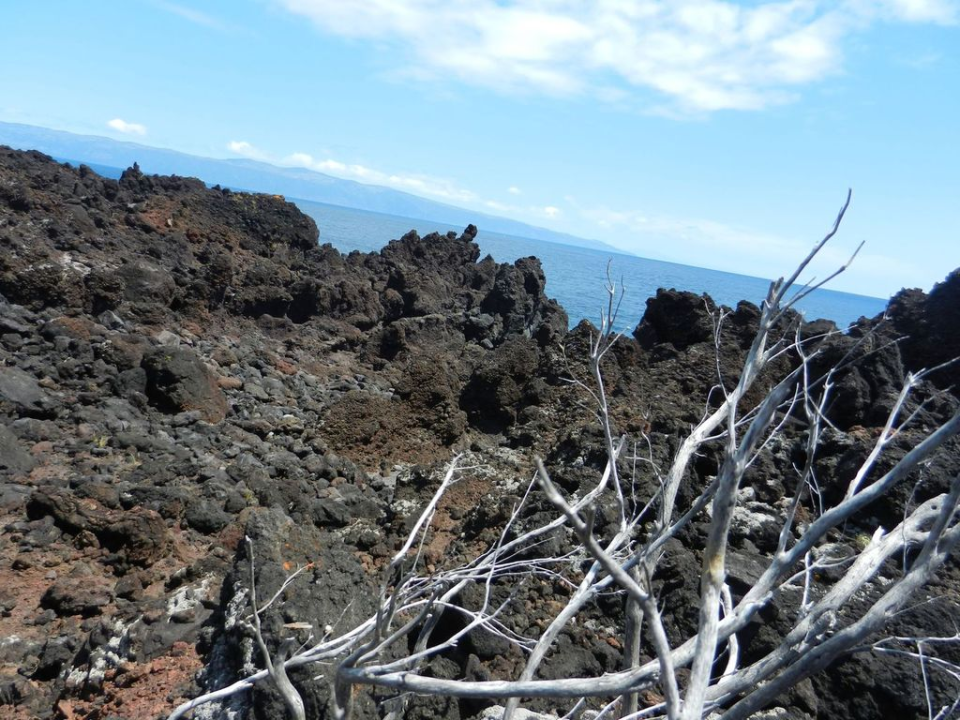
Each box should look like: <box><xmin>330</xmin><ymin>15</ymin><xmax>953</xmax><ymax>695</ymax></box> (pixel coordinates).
<box><xmin>226</xmin><ymin>142</ymin><xmax>480</xmax><ymax>202</ymax></box>
<box><xmin>229</xmin><ymin>141</ymin><xmax>564</xmax><ymax>221</ymax></box>
<box><xmin>107</xmin><ymin>118</ymin><xmax>147</xmax><ymax>136</ymax></box>
<box><xmin>898</xmin><ymin>50</ymin><xmax>944</xmax><ymax>67</ymax></box>
<box><xmin>863</xmin><ymin>0</ymin><xmax>958</xmax><ymax>23</ymax></box>
<box><xmin>570</xmin><ymin>199</ymin><xmax>913</xmax><ymax>296</ymax></box>
<box><xmin>274</xmin><ymin>0</ymin><xmax>959</xmax><ymax>111</ymax></box>
<box><xmin>285</xmin><ymin>152</ymin><xmax>349</xmax><ymax>173</ymax></box>
<box><xmin>154</xmin><ymin>1</ymin><xmax>245</xmax><ymax>32</ymax></box>
<box><xmin>508</xmin><ymin>186</ymin><xmax>522</xmax><ymax>195</ymax></box>
<box><xmin>227</xmin><ymin>140</ymin><xmax>270</xmax><ymax>160</ymax></box>
<box><xmin>582</xmin><ymin>202</ymin><xmax>801</xmax><ymax>264</ymax></box>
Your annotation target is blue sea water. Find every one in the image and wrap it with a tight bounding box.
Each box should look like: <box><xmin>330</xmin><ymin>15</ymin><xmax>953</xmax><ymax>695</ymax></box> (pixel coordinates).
<box><xmin>299</xmin><ymin>201</ymin><xmax>889</xmax><ymax>330</ymax></box>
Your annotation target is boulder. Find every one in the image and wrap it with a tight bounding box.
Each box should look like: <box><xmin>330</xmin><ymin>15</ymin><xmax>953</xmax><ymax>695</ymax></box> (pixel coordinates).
<box><xmin>0</xmin><ymin>424</ymin><xmax>35</xmax><ymax>476</ymax></box>
<box><xmin>0</xmin><ymin>366</ymin><xmax>47</xmax><ymax>416</ymax></box>
<box><xmin>27</xmin><ymin>490</ymin><xmax>171</xmax><ymax>568</ymax></box>
<box><xmin>633</xmin><ymin>288</ymin><xmax>717</xmax><ymax>351</ymax></box>
<box><xmin>142</xmin><ymin>346</ymin><xmax>228</xmax><ymax>423</ymax></box>
<box><xmin>41</xmin><ymin>575</ymin><xmax>114</xmax><ymax>618</ymax></box>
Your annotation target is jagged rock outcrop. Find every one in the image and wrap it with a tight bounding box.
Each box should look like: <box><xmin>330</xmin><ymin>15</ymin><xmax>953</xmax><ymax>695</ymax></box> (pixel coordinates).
<box><xmin>887</xmin><ymin>269</ymin><xmax>960</xmax><ymax>390</ymax></box>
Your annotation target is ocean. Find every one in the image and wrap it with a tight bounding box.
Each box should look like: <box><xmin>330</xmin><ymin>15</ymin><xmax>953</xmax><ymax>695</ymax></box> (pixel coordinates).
<box><xmin>300</xmin><ymin>201</ymin><xmax>888</xmax><ymax>330</ymax></box>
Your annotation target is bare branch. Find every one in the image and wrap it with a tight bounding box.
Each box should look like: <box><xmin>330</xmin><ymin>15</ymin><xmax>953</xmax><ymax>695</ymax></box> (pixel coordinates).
<box><xmin>171</xmin><ymin>191</ymin><xmax>960</xmax><ymax>720</ymax></box>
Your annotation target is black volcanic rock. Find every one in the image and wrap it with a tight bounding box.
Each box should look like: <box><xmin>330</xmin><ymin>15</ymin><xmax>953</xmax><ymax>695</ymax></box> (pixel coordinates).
<box><xmin>1</xmin><ymin>145</ymin><xmax>959</xmax><ymax>720</ymax></box>
<box><xmin>0</xmin><ymin>424</ymin><xmax>34</xmax><ymax>475</ymax></box>
<box><xmin>0</xmin><ymin>365</ymin><xmax>47</xmax><ymax>415</ymax></box>
<box><xmin>142</xmin><ymin>346</ymin><xmax>229</xmax><ymax>423</ymax></box>
<box><xmin>888</xmin><ymin>269</ymin><xmax>960</xmax><ymax>390</ymax></box>
<box><xmin>634</xmin><ymin>288</ymin><xmax>718</xmax><ymax>351</ymax></box>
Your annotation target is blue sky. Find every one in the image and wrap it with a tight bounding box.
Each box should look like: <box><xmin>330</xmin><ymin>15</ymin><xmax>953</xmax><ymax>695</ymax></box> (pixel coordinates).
<box><xmin>2</xmin><ymin>0</ymin><xmax>958</xmax><ymax>298</ymax></box>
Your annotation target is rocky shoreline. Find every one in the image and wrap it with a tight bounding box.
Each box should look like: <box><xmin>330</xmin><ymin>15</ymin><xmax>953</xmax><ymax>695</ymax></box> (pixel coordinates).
<box><xmin>1</xmin><ymin>147</ymin><xmax>958</xmax><ymax>719</ymax></box>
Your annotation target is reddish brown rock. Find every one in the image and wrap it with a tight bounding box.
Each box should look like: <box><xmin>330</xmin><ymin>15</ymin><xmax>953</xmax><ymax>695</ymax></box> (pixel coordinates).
<box><xmin>27</xmin><ymin>490</ymin><xmax>170</xmax><ymax>568</ymax></box>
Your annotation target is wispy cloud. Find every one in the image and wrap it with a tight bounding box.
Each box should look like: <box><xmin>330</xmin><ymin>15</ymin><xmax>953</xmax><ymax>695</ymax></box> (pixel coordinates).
<box><xmin>107</xmin><ymin>118</ymin><xmax>147</xmax><ymax>136</ymax></box>
<box><xmin>227</xmin><ymin>140</ymin><xmax>270</xmax><ymax>160</ymax></box>
<box><xmin>578</xmin><ymin>199</ymin><xmax>813</xmax><ymax>267</ymax></box>
<box><xmin>285</xmin><ymin>152</ymin><xmax>478</xmax><ymax>202</ymax></box>
<box><xmin>864</xmin><ymin>0</ymin><xmax>958</xmax><ymax>23</ymax></box>
<box><xmin>569</xmin><ymin>197</ymin><xmax>916</xmax><ymax>295</ymax></box>
<box><xmin>153</xmin><ymin>1</ymin><xmax>244</xmax><ymax>33</ymax></box>
<box><xmin>904</xmin><ymin>51</ymin><xmax>944</xmax><ymax>67</ymax></box>
<box><xmin>483</xmin><ymin>198</ymin><xmax>567</xmax><ymax>222</ymax></box>
<box><xmin>227</xmin><ymin>141</ymin><xmax>478</xmax><ymax>202</ymax></box>
<box><xmin>274</xmin><ymin>0</ymin><xmax>958</xmax><ymax>111</ymax></box>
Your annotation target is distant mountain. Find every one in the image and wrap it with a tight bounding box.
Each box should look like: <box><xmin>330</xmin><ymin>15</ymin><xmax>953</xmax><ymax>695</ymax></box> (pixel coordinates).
<box><xmin>0</xmin><ymin>121</ymin><xmax>622</xmax><ymax>253</ymax></box>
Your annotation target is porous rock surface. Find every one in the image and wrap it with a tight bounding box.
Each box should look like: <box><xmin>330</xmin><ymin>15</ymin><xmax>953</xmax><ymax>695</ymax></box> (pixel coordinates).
<box><xmin>0</xmin><ymin>146</ymin><xmax>958</xmax><ymax>719</ymax></box>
